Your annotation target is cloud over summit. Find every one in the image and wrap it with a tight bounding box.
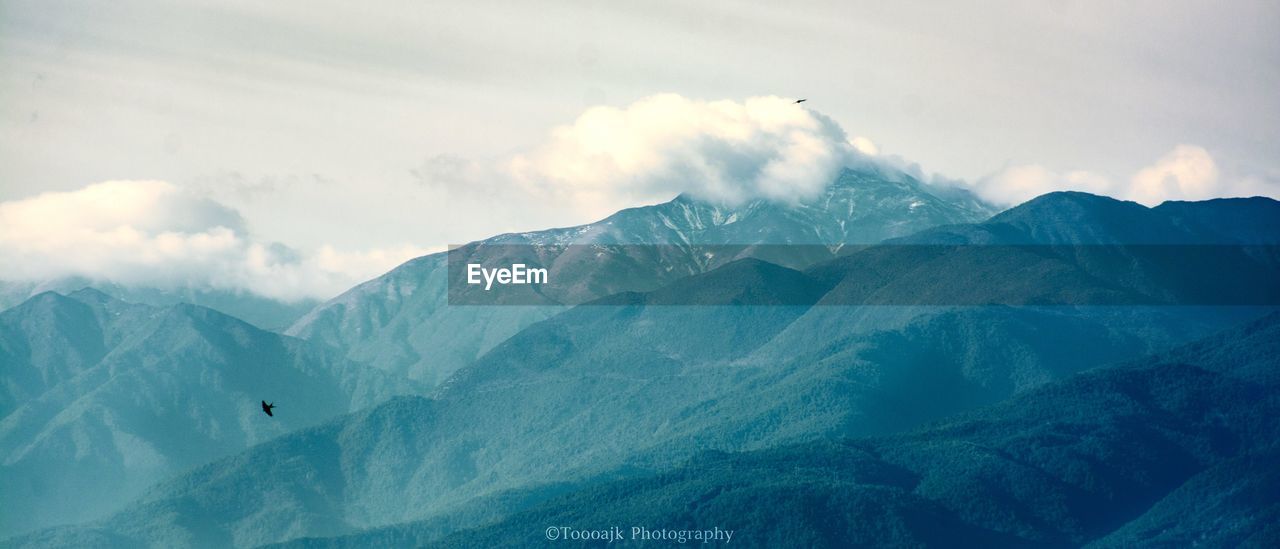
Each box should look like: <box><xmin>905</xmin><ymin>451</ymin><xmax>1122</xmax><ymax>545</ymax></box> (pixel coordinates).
<box><xmin>5</xmin><ymin>96</ymin><xmax>1276</xmax><ymax>303</ymax></box>
<box><xmin>507</xmin><ymin>94</ymin><xmax>862</xmax><ymax>219</ymax></box>
<box><xmin>0</xmin><ymin>96</ymin><xmax>876</xmax><ymax>301</ymax></box>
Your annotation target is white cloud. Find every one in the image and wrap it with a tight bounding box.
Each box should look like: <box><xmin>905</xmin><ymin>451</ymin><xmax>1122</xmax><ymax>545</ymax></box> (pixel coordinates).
<box><xmin>972</xmin><ymin>145</ymin><xmax>1280</xmax><ymax>206</ymax></box>
<box><xmin>849</xmin><ymin>136</ymin><xmax>879</xmax><ymax>157</ymax></box>
<box><xmin>973</xmin><ymin>165</ymin><xmax>1112</xmax><ymax>206</ymax></box>
<box><xmin>0</xmin><ymin>95</ymin><xmax>865</xmax><ymax>302</ymax></box>
<box><xmin>0</xmin><ymin>181</ymin><xmax>430</xmax><ymax>301</ymax></box>
<box><xmin>193</xmin><ymin>95</ymin><xmax>879</xmax><ymax>280</ymax></box>
<box><xmin>1129</xmin><ymin>145</ymin><xmax>1221</xmax><ymax>204</ymax></box>
<box><xmin>506</xmin><ymin>94</ymin><xmax>858</xmax><ymax>220</ymax></box>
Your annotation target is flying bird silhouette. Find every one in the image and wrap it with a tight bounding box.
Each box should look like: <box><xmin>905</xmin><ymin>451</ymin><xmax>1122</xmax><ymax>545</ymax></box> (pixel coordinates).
<box><xmin>261</xmin><ymin>400</ymin><xmax>275</xmax><ymax>417</ymax></box>
<box><xmin>794</xmin><ymin>99</ymin><xmax>807</xmax><ymax>104</ymax></box>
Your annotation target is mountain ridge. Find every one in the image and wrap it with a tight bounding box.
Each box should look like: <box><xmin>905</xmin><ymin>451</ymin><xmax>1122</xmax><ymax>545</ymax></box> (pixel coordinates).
<box><xmin>8</xmin><ymin>191</ymin><xmax>1278</xmax><ymax>547</ymax></box>
<box><xmin>282</xmin><ymin>312</ymin><xmax>1280</xmax><ymax>548</ymax></box>
<box><xmin>286</xmin><ymin>165</ymin><xmax>997</xmax><ymax>384</ymax></box>
<box><xmin>0</xmin><ymin>292</ymin><xmax>424</xmax><ymax>536</ymax></box>
<box><xmin>0</xmin><ymin>279</ymin><xmax>318</xmax><ymax>332</ymax></box>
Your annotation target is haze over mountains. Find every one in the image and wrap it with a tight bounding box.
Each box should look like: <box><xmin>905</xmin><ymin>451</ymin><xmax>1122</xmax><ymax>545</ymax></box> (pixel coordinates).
<box><xmin>5</xmin><ymin>183</ymin><xmax>1276</xmax><ymax>547</ymax></box>
<box><xmin>0</xmin><ymin>279</ymin><xmax>318</xmax><ymax>332</ymax></box>
<box><xmin>6</xmin><ymin>0</ymin><xmax>1278</xmax><ymax>544</ymax></box>
<box><xmin>2</xmin><ymin>161</ymin><xmax>1278</xmax><ymax>547</ymax></box>
<box><xmin>12</xmin><ymin>290</ymin><xmax>1278</xmax><ymax>547</ymax></box>
<box><xmin>0</xmin><ymin>290</ymin><xmax>423</xmax><ymax>535</ymax></box>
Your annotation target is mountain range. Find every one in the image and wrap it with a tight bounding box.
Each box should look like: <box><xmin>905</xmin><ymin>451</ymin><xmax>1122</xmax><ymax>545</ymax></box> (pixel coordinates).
<box><xmin>0</xmin><ymin>289</ymin><xmax>423</xmax><ymax>535</ymax></box>
<box><xmin>14</xmin><ymin>298</ymin><xmax>1278</xmax><ymax>548</ymax></box>
<box><xmin>8</xmin><ymin>189</ymin><xmax>1276</xmax><ymax>547</ymax></box>
<box><xmin>0</xmin><ymin>279</ymin><xmax>318</xmax><ymax>332</ymax></box>
<box><xmin>285</xmin><ymin>165</ymin><xmax>997</xmax><ymax>385</ymax></box>
<box><xmin>3</xmin><ymin>163</ymin><xmax>1278</xmax><ymax>548</ymax></box>
<box><xmin>347</xmin><ymin>311</ymin><xmax>1280</xmax><ymax>548</ymax></box>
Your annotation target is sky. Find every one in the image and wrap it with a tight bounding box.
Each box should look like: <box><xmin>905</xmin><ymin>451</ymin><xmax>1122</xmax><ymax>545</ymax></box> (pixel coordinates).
<box><xmin>1</xmin><ymin>0</ymin><xmax>1278</xmax><ymax>300</ymax></box>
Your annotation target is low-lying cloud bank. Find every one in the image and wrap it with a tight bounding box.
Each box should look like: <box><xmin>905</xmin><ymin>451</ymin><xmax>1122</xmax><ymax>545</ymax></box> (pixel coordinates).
<box><xmin>0</xmin><ymin>181</ymin><xmax>430</xmax><ymax>301</ymax></box>
<box><xmin>972</xmin><ymin>145</ymin><xmax>1278</xmax><ymax>206</ymax></box>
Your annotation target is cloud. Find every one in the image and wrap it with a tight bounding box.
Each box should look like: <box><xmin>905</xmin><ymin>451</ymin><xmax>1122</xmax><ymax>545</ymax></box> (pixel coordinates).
<box><xmin>849</xmin><ymin>136</ymin><xmax>879</xmax><ymax>156</ymax></box>
<box><xmin>1129</xmin><ymin>145</ymin><xmax>1221</xmax><ymax>205</ymax></box>
<box><xmin>973</xmin><ymin>165</ymin><xmax>1113</xmax><ymax>206</ymax></box>
<box><xmin>14</xmin><ymin>101</ymin><xmax>1274</xmax><ymax>305</ymax></box>
<box><xmin>506</xmin><ymin>94</ymin><xmax>859</xmax><ymax>220</ymax></box>
<box><xmin>209</xmin><ymin>94</ymin><xmax>878</xmax><ymax>252</ymax></box>
<box><xmin>179</xmin><ymin>94</ymin><xmax>876</xmax><ymax>289</ymax></box>
<box><xmin>0</xmin><ymin>181</ymin><xmax>430</xmax><ymax>301</ymax></box>
<box><xmin>411</xmin><ymin>154</ymin><xmax>509</xmax><ymax>198</ymax></box>
<box><xmin>971</xmin><ymin>145</ymin><xmax>1280</xmax><ymax>206</ymax></box>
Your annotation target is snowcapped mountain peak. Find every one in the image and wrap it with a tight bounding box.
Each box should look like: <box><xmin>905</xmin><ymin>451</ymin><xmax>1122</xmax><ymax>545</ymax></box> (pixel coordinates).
<box><xmin>284</xmin><ymin>163</ymin><xmax>997</xmax><ymax>386</ymax></box>
<box><xmin>484</xmin><ymin>165</ymin><xmax>996</xmax><ymax>249</ymax></box>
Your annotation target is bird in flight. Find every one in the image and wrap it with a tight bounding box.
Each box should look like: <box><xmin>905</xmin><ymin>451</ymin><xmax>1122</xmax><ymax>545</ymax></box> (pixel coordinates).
<box><xmin>261</xmin><ymin>401</ymin><xmax>276</xmax><ymax>417</ymax></box>
<box><xmin>794</xmin><ymin>99</ymin><xmax>807</xmax><ymax>104</ymax></box>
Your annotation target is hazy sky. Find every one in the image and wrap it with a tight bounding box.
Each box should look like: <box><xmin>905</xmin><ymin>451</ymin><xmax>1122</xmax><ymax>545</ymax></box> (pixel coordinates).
<box><xmin>1</xmin><ymin>0</ymin><xmax>1278</xmax><ymax>298</ymax></box>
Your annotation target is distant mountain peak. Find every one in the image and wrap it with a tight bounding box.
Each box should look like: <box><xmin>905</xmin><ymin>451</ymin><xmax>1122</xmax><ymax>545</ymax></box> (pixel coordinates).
<box><xmin>140</xmin><ymin>302</ymin><xmax>267</xmax><ymax>347</ymax></box>
<box><xmin>286</xmin><ymin>163</ymin><xmax>999</xmax><ymax>385</ymax></box>
<box><xmin>990</xmin><ymin>191</ymin><xmax>1147</xmax><ymax>220</ymax></box>
<box><xmin>66</xmin><ymin>287</ymin><xmax>119</xmax><ymax>305</ymax></box>
<box><xmin>0</xmin><ymin>279</ymin><xmax>317</xmax><ymax>330</ymax></box>
<box><xmin>900</xmin><ymin>191</ymin><xmax>1280</xmax><ymax>245</ymax></box>
<box><xmin>17</xmin><ymin>290</ymin><xmax>77</xmax><ymax>309</ymax></box>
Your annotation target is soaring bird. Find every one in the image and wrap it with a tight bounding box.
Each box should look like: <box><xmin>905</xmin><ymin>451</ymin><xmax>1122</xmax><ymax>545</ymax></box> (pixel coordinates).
<box><xmin>794</xmin><ymin>99</ymin><xmax>807</xmax><ymax>104</ymax></box>
<box><xmin>261</xmin><ymin>401</ymin><xmax>276</xmax><ymax>417</ymax></box>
